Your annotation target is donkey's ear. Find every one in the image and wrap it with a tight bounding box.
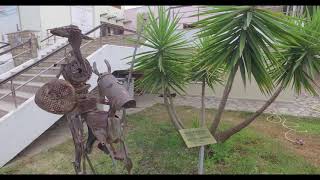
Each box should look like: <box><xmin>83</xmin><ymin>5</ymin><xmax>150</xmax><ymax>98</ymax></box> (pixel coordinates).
<box><xmin>92</xmin><ymin>62</ymin><xmax>100</xmax><ymax>76</ymax></box>
<box><xmin>81</xmin><ymin>34</ymin><xmax>94</xmax><ymax>40</ymax></box>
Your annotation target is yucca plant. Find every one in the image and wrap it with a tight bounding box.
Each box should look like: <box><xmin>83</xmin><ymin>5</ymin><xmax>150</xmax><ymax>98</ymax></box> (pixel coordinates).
<box><xmin>193</xmin><ymin>6</ymin><xmax>313</xmax><ymax>142</ymax></box>
<box><xmin>191</xmin><ymin>36</ymin><xmax>223</xmax><ymax>174</ymax></box>
<box><xmin>133</xmin><ymin>6</ymin><xmax>192</xmax><ymax>130</ymax></box>
<box><xmin>191</xmin><ymin>36</ymin><xmax>224</xmax><ymax>130</ymax></box>
<box><xmin>216</xmin><ymin>9</ymin><xmax>320</xmax><ymax>142</ymax></box>
<box><xmin>305</xmin><ymin>6</ymin><xmax>320</xmax><ymax>18</ymax></box>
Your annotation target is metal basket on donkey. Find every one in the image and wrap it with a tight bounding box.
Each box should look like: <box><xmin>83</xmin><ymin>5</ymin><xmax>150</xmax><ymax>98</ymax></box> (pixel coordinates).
<box><xmin>35</xmin><ymin>79</ymin><xmax>76</xmax><ymax>114</ymax></box>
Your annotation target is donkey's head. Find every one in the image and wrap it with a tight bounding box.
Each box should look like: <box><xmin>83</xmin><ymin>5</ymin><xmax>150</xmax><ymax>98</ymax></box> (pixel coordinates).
<box><xmin>93</xmin><ymin>60</ymin><xmax>136</xmax><ymax>110</ymax></box>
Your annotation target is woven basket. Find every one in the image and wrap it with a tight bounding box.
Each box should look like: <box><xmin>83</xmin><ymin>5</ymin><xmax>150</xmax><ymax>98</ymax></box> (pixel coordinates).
<box><xmin>35</xmin><ymin>79</ymin><xmax>76</xmax><ymax>114</ymax></box>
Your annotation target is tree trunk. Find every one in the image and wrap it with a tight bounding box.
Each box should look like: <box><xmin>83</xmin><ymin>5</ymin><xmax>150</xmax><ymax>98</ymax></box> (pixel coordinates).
<box><xmin>215</xmin><ymin>84</ymin><xmax>284</xmax><ymax>142</ymax></box>
<box><xmin>198</xmin><ymin>78</ymin><xmax>206</xmax><ymax>174</ymax></box>
<box><xmin>163</xmin><ymin>88</ymin><xmax>183</xmax><ymax>130</ymax></box>
<box><xmin>210</xmin><ymin>64</ymin><xmax>239</xmax><ymax>134</ymax></box>
<box><xmin>200</xmin><ymin>79</ymin><xmax>206</xmax><ymax>128</ymax></box>
<box><xmin>167</xmin><ymin>89</ymin><xmax>185</xmax><ymax>129</ymax></box>
<box><xmin>122</xmin><ymin>19</ymin><xmax>146</xmax><ymax>126</ymax></box>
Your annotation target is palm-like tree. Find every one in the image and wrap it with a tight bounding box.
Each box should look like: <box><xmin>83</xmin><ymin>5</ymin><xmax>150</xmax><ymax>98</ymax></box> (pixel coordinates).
<box><xmin>215</xmin><ymin>9</ymin><xmax>320</xmax><ymax>142</ymax></box>
<box><xmin>133</xmin><ymin>6</ymin><xmax>191</xmax><ymax>130</ymax></box>
<box><xmin>191</xmin><ymin>36</ymin><xmax>223</xmax><ymax>130</ymax></box>
<box><xmin>191</xmin><ymin>36</ymin><xmax>223</xmax><ymax>174</ymax></box>
<box><xmin>194</xmin><ymin>6</ymin><xmax>319</xmax><ymax>142</ymax></box>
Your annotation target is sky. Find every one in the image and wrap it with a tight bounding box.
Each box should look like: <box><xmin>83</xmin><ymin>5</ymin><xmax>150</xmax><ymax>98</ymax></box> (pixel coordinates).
<box><xmin>124</xmin><ymin>6</ymin><xmax>142</xmax><ymax>10</ymax></box>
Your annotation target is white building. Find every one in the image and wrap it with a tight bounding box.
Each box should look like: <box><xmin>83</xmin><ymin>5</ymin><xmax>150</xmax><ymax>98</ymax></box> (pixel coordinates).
<box><xmin>0</xmin><ymin>6</ymin><xmax>127</xmax><ymax>42</ymax></box>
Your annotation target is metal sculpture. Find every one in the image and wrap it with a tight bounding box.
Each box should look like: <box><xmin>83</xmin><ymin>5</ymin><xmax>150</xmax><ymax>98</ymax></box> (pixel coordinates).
<box><xmin>34</xmin><ymin>25</ymin><xmax>135</xmax><ymax>174</ymax></box>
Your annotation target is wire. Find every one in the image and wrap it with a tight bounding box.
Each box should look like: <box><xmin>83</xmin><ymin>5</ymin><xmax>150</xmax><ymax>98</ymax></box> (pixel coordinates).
<box><xmin>266</xmin><ymin>110</ymin><xmax>307</xmax><ymax>145</ymax></box>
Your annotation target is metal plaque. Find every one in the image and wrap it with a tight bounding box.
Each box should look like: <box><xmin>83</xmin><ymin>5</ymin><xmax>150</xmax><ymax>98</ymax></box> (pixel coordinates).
<box><xmin>179</xmin><ymin>128</ymin><xmax>217</xmax><ymax>148</ymax></box>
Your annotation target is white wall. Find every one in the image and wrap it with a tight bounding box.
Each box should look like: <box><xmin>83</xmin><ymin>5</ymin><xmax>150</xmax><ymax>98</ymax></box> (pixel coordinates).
<box><xmin>86</xmin><ymin>44</ymin><xmax>148</xmax><ymax>90</ymax></box>
<box><xmin>0</xmin><ymin>59</ymin><xmax>14</xmax><ymax>75</ymax></box>
<box><xmin>37</xmin><ymin>6</ymin><xmax>124</xmax><ymax>39</ymax></box>
<box><xmin>39</xmin><ymin>6</ymin><xmax>72</xmax><ymax>40</ymax></box>
<box><xmin>124</xmin><ymin>6</ymin><xmax>158</xmax><ymax>34</ymax></box>
<box><xmin>185</xmin><ymin>71</ymin><xmax>297</xmax><ymax>102</ymax></box>
<box><xmin>95</xmin><ymin>6</ymin><xmax>124</xmax><ymax>26</ymax></box>
<box><xmin>2</xmin><ymin>6</ymin><xmax>125</xmax><ymax>41</ymax></box>
<box><xmin>19</xmin><ymin>6</ymin><xmax>41</xmax><ymax>32</ymax></box>
<box><xmin>0</xmin><ymin>98</ymin><xmax>61</xmax><ymax>168</ymax></box>
<box><xmin>0</xmin><ymin>6</ymin><xmax>20</xmax><ymax>42</ymax></box>
<box><xmin>71</xmin><ymin>6</ymin><xmax>94</xmax><ymax>36</ymax></box>
<box><xmin>93</xmin><ymin>6</ymin><xmax>124</xmax><ymax>37</ymax></box>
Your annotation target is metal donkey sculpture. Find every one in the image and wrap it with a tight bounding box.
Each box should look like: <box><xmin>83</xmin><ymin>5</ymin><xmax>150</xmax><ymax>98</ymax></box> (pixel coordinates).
<box><xmin>34</xmin><ymin>25</ymin><xmax>135</xmax><ymax>174</ymax></box>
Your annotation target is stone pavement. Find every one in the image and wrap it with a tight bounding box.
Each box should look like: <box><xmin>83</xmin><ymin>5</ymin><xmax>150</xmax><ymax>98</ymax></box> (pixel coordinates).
<box><xmin>172</xmin><ymin>94</ymin><xmax>320</xmax><ymax>118</ymax></box>
<box><xmin>131</xmin><ymin>93</ymin><xmax>320</xmax><ymax>118</ymax></box>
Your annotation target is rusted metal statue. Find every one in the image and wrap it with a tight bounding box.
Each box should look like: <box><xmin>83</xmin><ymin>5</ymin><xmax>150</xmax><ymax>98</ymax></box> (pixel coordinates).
<box><xmin>34</xmin><ymin>25</ymin><xmax>135</xmax><ymax>174</ymax></box>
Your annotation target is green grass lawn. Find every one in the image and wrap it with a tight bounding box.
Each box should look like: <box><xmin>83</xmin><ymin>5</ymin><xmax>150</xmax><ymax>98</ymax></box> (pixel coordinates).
<box><xmin>0</xmin><ymin>104</ymin><xmax>319</xmax><ymax>174</ymax></box>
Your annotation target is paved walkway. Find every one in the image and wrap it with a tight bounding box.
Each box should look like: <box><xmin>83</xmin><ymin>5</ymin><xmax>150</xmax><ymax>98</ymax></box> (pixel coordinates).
<box><xmin>7</xmin><ymin>93</ymin><xmax>320</xmax><ymax>166</ymax></box>
<box><xmin>172</xmin><ymin>94</ymin><xmax>320</xmax><ymax>118</ymax></box>
<box><xmin>127</xmin><ymin>93</ymin><xmax>320</xmax><ymax>118</ymax></box>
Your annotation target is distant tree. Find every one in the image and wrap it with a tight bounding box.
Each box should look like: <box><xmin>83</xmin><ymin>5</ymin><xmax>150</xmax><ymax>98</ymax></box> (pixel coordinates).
<box><xmin>133</xmin><ymin>6</ymin><xmax>192</xmax><ymax>130</ymax></box>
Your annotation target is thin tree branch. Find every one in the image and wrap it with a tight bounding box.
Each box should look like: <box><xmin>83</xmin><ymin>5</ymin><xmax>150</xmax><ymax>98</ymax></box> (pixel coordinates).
<box><xmin>215</xmin><ymin>84</ymin><xmax>284</xmax><ymax>142</ymax></box>
<box><xmin>210</xmin><ymin>63</ymin><xmax>239</xmax><ymax>134</ymax></box>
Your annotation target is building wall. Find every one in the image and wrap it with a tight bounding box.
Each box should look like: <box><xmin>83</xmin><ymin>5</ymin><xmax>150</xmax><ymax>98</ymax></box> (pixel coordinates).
<box><xmin>185</xmin><ymin>71</ymin><xmax>297</xmax><ymax>102</ymax></box>
<box><xmin>20</xmin><ymin>6</ymin><xmax>125</xmax><ymax>40</ymax></box>
<box><xmin>123</xmin><ymin>6</ymin><xmax>209</xmax><ymax>33</ymax></box>
<box><xmin>123</xmin><ymin>6</ymin><xmax>158</xmax><ymax>34</ymax></box>
<box><xmin>18</xmin><ymin>6</ymin><xmax>41</xmax><ymax>32</ymax></box>
<box><xmin>123</xmin><ymin>7</ymin><xmax>140</xmax><ymax>32</ymax></box>
<box><xmin>170</xmin><ymin>6</ymin><xmax>205</xmax><ymax>29</ymax></box>
<box><xmin>95</xmin><ymin>6</ymin><xmax>124</xmax><ymax>26</ymax></box>
<box><xmin>171</xmin><ymin>6</ymin><xmax>283</xmax><ymax>30</ymax></box>
<box><xmin>0</xmin><ymin>6</ymin><xmax>20</xmax><ymax>42</ymax></box>
<box><xmin>71</xmin><ymin>6</ymin><xmax>94</xmax><ymax>32</ymax></box>
<box><xmin>93</xmin><ymin>6</ymin><xmax>124</xmax><ymax>37</ymax></box>
<box><xmin>39</xmin><ymin>6</ymin><xmax>72</xmax><ymax>40</ymax></box>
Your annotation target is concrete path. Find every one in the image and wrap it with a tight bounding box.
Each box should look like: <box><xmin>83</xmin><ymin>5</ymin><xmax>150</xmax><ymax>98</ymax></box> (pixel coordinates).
<box><xmin>173</xmin><ymin>94</ymin><xmax>320</xmax><ymax>118</ymax></box>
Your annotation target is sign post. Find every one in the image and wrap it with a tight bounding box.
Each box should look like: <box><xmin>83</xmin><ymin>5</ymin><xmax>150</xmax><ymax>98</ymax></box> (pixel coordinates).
<box><xmin>178</xmin><ymin>128</ymin><xmax>216</xmax><ymax>148</ymax></box>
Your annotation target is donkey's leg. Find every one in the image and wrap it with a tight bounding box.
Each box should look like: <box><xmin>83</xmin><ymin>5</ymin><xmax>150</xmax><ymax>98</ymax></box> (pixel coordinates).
<box><xmin>67</xmin><ymin>112</ymin><xmax>83</xmax><ymax>174</ymax></box>
<box><xmin>85</xmin><ymin>124</ymin><xmax>96</xmax><ymax>154</ymax></box>
<box><xmin>120</xmin><ymin>139</ymin><xmax>132</xmax><ymax>174</ymax></box>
